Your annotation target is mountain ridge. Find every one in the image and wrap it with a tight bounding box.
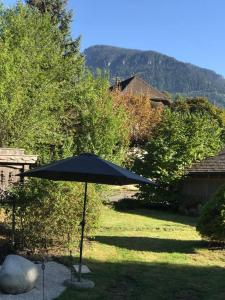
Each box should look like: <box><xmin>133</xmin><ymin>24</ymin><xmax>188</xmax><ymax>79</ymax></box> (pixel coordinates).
<box><xmin>84</xmin><ymin>45</ymin><xmax>225</xmax><ymax>106</ymax></box>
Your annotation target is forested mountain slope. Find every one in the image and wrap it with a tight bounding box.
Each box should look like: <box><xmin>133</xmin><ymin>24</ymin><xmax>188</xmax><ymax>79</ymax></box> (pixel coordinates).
<box><xmin>84</xmin><ymin>45</ymin><xmax>225</xmax><ymax>106</ymax></box>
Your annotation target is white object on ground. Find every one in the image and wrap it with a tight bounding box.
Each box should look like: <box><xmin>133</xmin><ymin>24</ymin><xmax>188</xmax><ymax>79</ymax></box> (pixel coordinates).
<box><xmin>64</xmin><ymin>277</ymin><xmax>95</xmax><ymax>289</ymax></box>
<box><xmin>0</xmin><ymin>261</ymin><xmax>70</xmax><ymax>300</ymax></box>
<box><xmin>73</xmin><ymin>264</ymin><xmax>91</xmax><ymax>274</ymax></box>
<box><xmin>0</xmin><ymin>255</ymin><xmax>39</xmax><ymax>294</ymax></box>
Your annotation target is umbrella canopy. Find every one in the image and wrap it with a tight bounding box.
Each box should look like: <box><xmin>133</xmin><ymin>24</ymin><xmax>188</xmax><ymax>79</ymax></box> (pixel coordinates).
<box><xmin>20</xmin><ymin>153</ymin><xmax>153</xmax><ymax>185</ymax></box>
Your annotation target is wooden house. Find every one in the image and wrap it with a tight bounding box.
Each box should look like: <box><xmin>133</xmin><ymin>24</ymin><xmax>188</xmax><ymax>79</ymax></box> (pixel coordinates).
<box><xmin>110</xmin><ymin>75</ymin><xmax>172</xmax><ymax>106</ymax></box>
<box><xmin>181</xmin><ymin>149</ymin><xmax>225</xmax><ymax>203</ymax></box>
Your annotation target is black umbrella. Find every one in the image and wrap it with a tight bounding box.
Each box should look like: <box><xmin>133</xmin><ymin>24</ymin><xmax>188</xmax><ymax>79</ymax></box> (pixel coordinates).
<box><xmin>20</xmin><ymin>153</ymin><xmax>153</xmax><ymax>283</ymax></box>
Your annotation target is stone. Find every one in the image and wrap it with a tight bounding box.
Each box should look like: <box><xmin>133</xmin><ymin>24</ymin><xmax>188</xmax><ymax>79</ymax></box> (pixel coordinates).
<box><xmin>0</xmin><ymin>254</ymin><xmax>39</xmax><ymax>294</ymax></box>
<box><xmin>64</xmin><ymin>277</ymin><xmax>95</xmax><ymax>289</ymax></box>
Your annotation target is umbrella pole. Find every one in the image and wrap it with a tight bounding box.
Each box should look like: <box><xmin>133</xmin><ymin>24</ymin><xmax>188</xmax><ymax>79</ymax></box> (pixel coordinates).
<box><xmin>78</xmin><ymin>182</ymin><xmax>88</xmax><ymax>282</ymax></box>
<box><xmin>12</xmin><ymin>195</ymin><xmax>16</xmax><ymax>250</ymax></box>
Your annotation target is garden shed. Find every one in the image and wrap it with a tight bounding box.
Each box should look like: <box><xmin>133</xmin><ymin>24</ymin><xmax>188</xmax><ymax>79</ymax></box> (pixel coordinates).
<box><xmin>181</xmin><ymin>149</ymin><xmax>225</xmax><ymax>203</ymax></box>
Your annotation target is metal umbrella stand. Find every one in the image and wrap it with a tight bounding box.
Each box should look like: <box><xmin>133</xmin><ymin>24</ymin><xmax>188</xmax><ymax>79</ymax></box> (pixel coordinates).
<box><xmin>19</xmin><ymin>153</ymin><xmax>153</xmax><ymax>289</ymax></box>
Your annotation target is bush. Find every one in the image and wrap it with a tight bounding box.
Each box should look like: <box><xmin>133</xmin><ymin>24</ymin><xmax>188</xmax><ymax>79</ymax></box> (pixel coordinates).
<box><xmin>6</xmin><ymin>179</ymin><xmax>102</xmax><ymax>251</ymax></box>
<box><xmin>197</xmin><ymin>186</ymin><xmax>225</xmax><ymax>243</ymax></box>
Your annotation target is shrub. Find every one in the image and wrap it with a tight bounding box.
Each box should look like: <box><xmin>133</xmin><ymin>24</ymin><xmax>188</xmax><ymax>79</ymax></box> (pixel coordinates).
<box><xmin>6</xmin><ymin>179</ymin><xmax>102</xmax><ymax>251</ymax></box>
<box><xmin>197</xmin><ymin>186</ymin><xmax>225</xmax><ymax>243</ymax></box>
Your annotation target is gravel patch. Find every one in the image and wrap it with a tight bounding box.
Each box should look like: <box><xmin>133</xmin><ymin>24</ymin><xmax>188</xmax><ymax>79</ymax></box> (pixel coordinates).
<box><xmin>0</xmin><ymin>261</ymin><xmax>70</xmax><ymax>300</ymax></box>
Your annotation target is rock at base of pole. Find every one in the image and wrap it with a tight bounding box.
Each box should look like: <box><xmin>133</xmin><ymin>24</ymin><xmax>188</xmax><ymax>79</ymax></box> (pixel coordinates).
<box><xmin>64</xmin><ymin>278</ymin><xmax>95</xmax><ymax>289</ymax></box>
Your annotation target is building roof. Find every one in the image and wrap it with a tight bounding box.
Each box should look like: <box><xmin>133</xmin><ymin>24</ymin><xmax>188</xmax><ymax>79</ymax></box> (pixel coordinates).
<box><xmin>187</xmin><ymin>149</ymin><xmax>225</xmax><ymax>175</ymax></box>
<box><xmin>110</xmin><ymin>75</ymin><xmax>172</xmax><ymax>106</ymax></box>
<box><xmin>0</xmin><ymin>148</ymin><xmax>37</xmax><ymax>165</ymax></box>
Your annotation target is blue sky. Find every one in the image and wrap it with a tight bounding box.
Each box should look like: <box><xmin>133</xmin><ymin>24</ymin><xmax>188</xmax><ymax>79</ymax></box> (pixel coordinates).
<box><xmin>2</xmin><ymin>0</ymin><xmax>225</xmax><ymax>77</ymax></box>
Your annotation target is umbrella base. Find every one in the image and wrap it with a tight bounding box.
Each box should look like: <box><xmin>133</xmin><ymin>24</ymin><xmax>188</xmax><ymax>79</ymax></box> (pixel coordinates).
<box><xmin>64</xmin><ymin>278</ymin><xmax>95</xmax><ymax>289</ymax></box>
<box><xmin>73</xmin><ymin>264</ymin><xmax>91</xmax><ymax>274</ymax></box>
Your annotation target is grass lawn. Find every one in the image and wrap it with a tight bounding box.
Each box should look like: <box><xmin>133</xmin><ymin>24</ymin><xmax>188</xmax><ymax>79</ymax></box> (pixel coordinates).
<box><xmin>56</xmin><ymin>206</ymin><xmax>225</xmax><ymax>300</ymax></box>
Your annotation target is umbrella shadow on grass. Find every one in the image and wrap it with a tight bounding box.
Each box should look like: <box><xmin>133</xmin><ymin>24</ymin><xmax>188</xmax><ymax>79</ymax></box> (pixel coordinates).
<box><xmin>57</xmin><ymin>258</ymin><xmax>225</xmax><ymax>300</ymax></box>
<box><xmin>93</xmin><ymin>236</ymin><xmax>204</xmax><ymax>254</ymax></box>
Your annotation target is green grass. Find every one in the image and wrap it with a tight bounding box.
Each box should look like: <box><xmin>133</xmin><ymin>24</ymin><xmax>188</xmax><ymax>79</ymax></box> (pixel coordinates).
<box><xmin>56</xmin><ymin>206</ymin><xmax>225</xmax><ymax>300</ymax></box>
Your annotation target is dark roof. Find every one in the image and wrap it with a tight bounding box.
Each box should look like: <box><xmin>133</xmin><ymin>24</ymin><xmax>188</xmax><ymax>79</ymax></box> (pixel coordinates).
<box><xmin>187</xmin><ymin>149</ymin><xmax>225</xmax><ymax>175</ymax></box>
<box><xmin>150</xmin><ymin>97</ymin><xmax>172</xmax><ymax>106</ymax></box>
<box><xmin>110</xmin><ymin>75</ymin><xmax>172</xmax><ymax>106</ymax></box>
<box><xmin>112</xmin><ymin>76</ymin><xmax>134</xmax><ymax>91</ymax></box>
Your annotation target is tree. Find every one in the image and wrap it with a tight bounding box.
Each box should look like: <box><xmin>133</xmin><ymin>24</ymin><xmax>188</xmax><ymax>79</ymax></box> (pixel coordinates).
<box><xmin>26</xmin><ymin>0</ymin><xmax>71</xmax><ymax>35</ymax></box>
<box><xmin>172</xmin><ymin>97</ymin><xmax>225</xmax><ymax>128</ymax></box>
<box><xmin>0</xmin><ymin>4</ymin><xmax>83</xmax><ymax>161</ymax></box>
<box><xmin>136</xmin><ymin>109</ymin><xmax>223</xmax><ymax>208</ymax></box>
<box><xmin>26</xmin><ymin>0</ymin><xmax>79</xmax><ymax>56</ymax></box>
<box><xmin>112</xmin><ymin>91</ymin><xmax>163</xmax><ymax>145</ymax></box>
<box><xmin>0</xmin><ymin>3</ymin><xmax>130</xmax><ymax>251</ymax></box>
<box><xmin>0</xmin><ymin>4</ymin><xmax>129</xmax><ymax>164</ymax></box>
<box><xmin>69</xmin><ymin>73</ymin><xmax>130</xmax><ymax>164</ymax></box>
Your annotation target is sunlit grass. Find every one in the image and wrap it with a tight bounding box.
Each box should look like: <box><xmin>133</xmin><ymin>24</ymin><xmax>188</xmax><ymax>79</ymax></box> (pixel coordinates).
<box><xmin>56</xmin><ymin>206</ymin><xmax>225</xmax><ymax>300</ymax></box>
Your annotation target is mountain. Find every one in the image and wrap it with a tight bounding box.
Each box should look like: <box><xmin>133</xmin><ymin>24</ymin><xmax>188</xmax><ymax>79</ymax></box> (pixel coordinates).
<box><xmin>84</xmin><ymin>45</ymin><xmax>225</xmax><ymax>107</ymax></box>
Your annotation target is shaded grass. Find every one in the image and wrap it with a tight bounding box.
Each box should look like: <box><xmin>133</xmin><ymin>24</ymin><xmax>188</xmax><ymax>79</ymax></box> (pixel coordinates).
<box><xmin>55</xmin><ymin>206</ymin><xmax>225</xmax><ymax>300</ymax></box>
<box><xmin>93</xmin><ymin>236</ymin><xmax>204</xmax><ymax>253</ymax></box>
<box><xmin>58</xmin><ymin>260</ymin><xmax>225</xmax><ymax>300</ymax></box>
<box><xmin>112</xmin><ymin>198</ymin><xmax>197</xmax><ymax>226</ymax></box>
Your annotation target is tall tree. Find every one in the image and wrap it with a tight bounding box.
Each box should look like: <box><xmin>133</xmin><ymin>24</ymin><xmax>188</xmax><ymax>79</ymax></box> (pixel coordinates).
<box><xmin>26</xmin><ymin>0</ymin><xmax>71</xmax><ymax>35</ymax></box>
<box><xmin>0</xmin><ymin>3</ymin><xmax>129</xmax><ymax>164</ymax></box>
<box><xmin>0</xmin><ymin>2</ymin><xmax>130</xmax><ymax>252</ymax></box>
<box><xmin>72</xmin><ymin>73</ymin><xmax>130</xmax><ymax>163</ymax></box>
<box><xmin>26</xmin><ymin>0</ymin><xmax>79</xmax><ymax>55</ymax></box>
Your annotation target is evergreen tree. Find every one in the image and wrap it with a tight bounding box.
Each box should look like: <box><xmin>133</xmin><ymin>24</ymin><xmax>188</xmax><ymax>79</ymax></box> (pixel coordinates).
<box><xmin>26</xmin><ymin>0</ymin><xmax>79</xmax><ymax>55</ymax></box>
<box><xmin>26</xmin><ymin>0</ymin><xmax>71</xmax><ymax>34</ymax></box>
